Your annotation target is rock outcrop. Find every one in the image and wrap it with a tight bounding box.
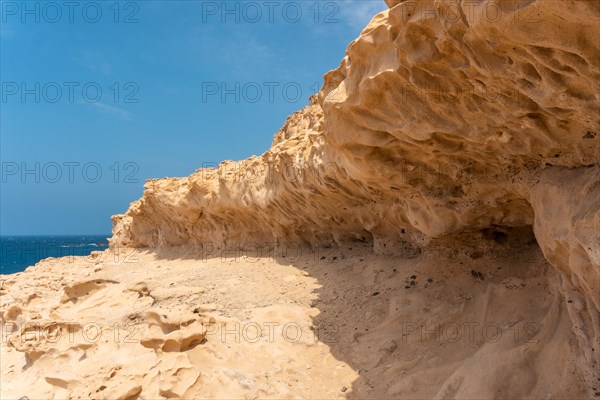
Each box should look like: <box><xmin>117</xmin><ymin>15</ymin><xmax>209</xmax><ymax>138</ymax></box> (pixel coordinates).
<box><xmin>110</xmin><ymin>0</ymin><xmax>599</xmax><ymax>392</ymax></box>
<box><xmin>2</xmin><ymin>1</ymin><xmax>599</xmax><ymax>398</ymax></box>
<box><xmin>112</xmin><ymin>0</ymin><xmax>599</xmax><ymax>249</ymax></box>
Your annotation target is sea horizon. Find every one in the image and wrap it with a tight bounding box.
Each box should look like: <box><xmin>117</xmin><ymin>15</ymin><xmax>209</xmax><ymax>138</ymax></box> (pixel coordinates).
<box><xmin>0</xmin><ymin>234</ymin><xmax>111</xmax><ymax>275</ymax></box>
<box><xmin>0</xmin><ymin>234</ymin><xmax>111</xmax><ymax>237</ymax></box>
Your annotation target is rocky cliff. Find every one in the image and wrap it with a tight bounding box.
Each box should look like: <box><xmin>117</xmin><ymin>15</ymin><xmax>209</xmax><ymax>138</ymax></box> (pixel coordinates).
<box><xmin>2</xmin><ymin>1</ymin><xmax>599</xmax><ymax>398</ymax></box>
<box><xmin>111</xmin><ymin>0</ymin><xmax>599</xmax><ymax>388</ymax></box>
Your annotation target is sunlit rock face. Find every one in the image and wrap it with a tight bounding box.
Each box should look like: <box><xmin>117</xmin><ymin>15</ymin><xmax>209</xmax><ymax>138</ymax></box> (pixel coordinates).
<box><xmin>111</xmin><ymin>0</ymin><xmax>599</xmax><ymax>392</ymax></box>
<box><xmin>321</xmin><ymin>0</ymin><xmax>598</xmax><ymax>236</ymax></box>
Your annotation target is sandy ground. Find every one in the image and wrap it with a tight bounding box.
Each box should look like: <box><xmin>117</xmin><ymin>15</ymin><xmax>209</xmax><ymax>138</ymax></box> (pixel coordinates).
<box><xmin>0</xmin><ymin>233</ymin><xmax>592</xmax><ymax>399</ymax></box>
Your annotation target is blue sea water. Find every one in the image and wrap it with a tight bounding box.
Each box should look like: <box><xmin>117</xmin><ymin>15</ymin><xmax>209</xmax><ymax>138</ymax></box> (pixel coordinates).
<box><xmin>0</xmin><ymin>235</ymin><xmax>110</xmax><ymax>275</ymax></box>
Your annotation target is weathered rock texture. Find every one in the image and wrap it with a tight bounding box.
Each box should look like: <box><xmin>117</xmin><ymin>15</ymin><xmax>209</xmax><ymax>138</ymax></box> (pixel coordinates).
<box><xmin>112</xmin><ymin>0</ymin><xmax>599</xmax><ymax>247</ymax></box>
<box><xmin>110</xmin><ymin>0</ymin><xmax>599</xmax><ymax>393</ymax></box>
<box><xmin>1</xmin><ymin>237</ymin><xmax>592</xmax><ymax>399</ymax></box>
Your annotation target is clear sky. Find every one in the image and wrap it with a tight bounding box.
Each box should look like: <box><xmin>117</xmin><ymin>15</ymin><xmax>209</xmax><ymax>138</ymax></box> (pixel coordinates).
<box><xmin>0</xmin><ymin>0</ymin><xmax>387</xmax><ymax>235</ymax></box>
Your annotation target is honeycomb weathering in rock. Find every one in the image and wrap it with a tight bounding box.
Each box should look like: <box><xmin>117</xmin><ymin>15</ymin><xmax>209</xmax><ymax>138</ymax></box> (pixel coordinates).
<box><xmin>110</xmin><ymin>0</ymin><xmax>599</xmax><ymax>391</ymax></box>
<box><xmin>111</xmin><ymin>0</ymin><xmax>598</xmax><ymax>250</ymax></box>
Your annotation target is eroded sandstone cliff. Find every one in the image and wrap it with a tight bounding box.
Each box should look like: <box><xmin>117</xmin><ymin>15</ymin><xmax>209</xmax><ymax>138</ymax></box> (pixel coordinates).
<box><xmin>1</xmin><ymin>1</ymin><xmax>599</xmax><ymax>398</ymax></box>
<box><xmin>105</xmin><ymin>0</ymin><xmax>598</xmax><ymax>394</ymax></box>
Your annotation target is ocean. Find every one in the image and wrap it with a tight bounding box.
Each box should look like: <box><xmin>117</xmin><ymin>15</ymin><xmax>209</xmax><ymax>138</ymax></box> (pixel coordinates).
<box><xmin>0</xmin><ymin>235</ymin><xmax>110</xmax><ymax>275</ymax></box>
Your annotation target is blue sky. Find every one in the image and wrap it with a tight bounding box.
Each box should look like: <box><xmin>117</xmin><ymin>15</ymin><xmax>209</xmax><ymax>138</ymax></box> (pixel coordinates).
<box><xmin>0</xmin><ymin>0</ymin><xmax>386</xmax><ymax>235</ymax></box>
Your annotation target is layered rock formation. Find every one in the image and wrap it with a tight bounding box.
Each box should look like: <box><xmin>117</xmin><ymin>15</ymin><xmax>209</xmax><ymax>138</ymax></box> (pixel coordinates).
<box><xmin>3</xmin><ymin>0</ymin><xmax>598</xmax><ymax>398</ymax></box>
<box><xmin>112</xmin><ymin>0</ymin><xmax>599</xmax><ymax>252</ymax></box>
<box><xmin>111</xmin><ymin>0</ymin><xmax>599</xmax><ymax>390</ymax></box>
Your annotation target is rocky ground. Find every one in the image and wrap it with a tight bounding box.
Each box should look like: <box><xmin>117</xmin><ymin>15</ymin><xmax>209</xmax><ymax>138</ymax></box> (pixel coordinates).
<box><xmin>1</xmin><ymin>229</ymin><xmax>593</xmax><ymax>398</ymax></box>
